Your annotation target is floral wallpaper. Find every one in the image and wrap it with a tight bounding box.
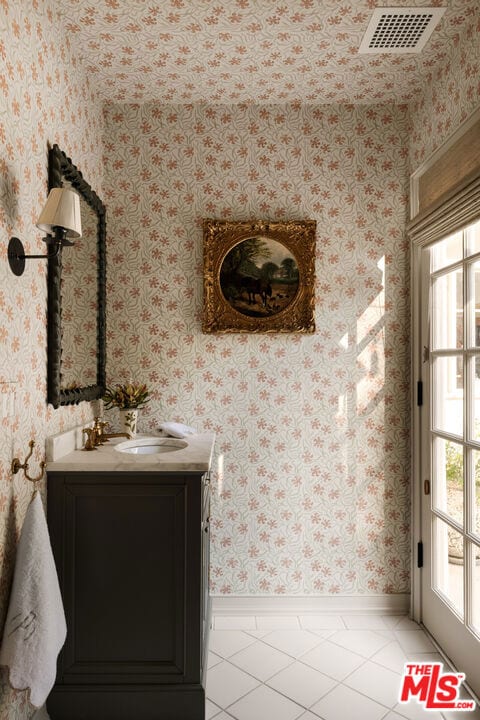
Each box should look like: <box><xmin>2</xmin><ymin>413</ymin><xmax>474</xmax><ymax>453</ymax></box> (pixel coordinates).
<box><xmin>57</xmin><ymin>0</ymin><xmax>477</xmax><ymax>106</ymax></box>
<box><xmin>0</xmin><ymin>0</ymin><xmax>478</xmax><ymax>715</ymax></box>
<box><xmin>103</xmin><ymin>101</ymin><xmax>412</xmax><ymax>596</ymax></box>
<box><xmin>0</xmin><ymin>1</ymin><xmax>103</xmax><ymax>716</ymax></box>
<box><xmin>409</xmin><ymin>0</ymin><xmax>480</xmax><ymax>168</ymax></box>
<box><xmin>102</xmin><ymin>0</ymin><xmax>479</xmax><ymax>599</ymax></box>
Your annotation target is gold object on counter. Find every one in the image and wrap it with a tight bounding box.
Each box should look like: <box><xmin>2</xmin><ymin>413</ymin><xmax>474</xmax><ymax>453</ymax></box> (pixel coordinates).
<box><xmin>82</xmin><ymin>427</ymin><xmax>98</xmax><ymax>451</ymax></box>
<box><xmin>82</xmin><ymin>417</ymin><xmax>130</xmax><ymax>450</ymax></box>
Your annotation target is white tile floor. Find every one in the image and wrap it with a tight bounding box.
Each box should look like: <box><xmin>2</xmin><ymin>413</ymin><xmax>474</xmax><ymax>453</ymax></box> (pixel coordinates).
<box><xmin>206</xmin><ymin>615</ymin><xmax>480</xmax><ymax>720</ymax></box>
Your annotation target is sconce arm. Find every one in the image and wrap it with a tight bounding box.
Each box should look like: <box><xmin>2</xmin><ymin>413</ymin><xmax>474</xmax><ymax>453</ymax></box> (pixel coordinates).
<box><xmin>8</xmin><ymin>229</ymin><xmax>73</xmax><ymax>277</ymax></box>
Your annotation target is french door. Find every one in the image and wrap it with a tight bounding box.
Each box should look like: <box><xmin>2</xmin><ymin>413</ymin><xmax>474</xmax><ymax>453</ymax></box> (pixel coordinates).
<box><xmin>419</xmin><ymin>218</ymin><xmax>480</xmax><ymax>697</ymax></box>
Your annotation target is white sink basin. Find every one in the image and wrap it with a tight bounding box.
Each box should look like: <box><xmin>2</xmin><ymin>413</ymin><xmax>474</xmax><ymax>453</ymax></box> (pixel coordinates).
<box><xmin>114</xmin><ymin>437</ymin><xmax>188</xmax><ymax>455</ymax></box>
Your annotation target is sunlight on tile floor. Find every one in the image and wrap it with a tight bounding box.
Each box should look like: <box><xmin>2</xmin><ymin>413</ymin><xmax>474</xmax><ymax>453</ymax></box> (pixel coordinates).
<box><xmin>206</xmin><ymin>615</ymin><xmax>480</xmax><ymax>720</ymax></box>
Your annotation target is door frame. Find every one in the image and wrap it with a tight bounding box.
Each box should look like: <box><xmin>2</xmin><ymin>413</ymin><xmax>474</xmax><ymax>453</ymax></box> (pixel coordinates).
<box><xmin>410</xmin><ymin>175</ymin><xmax>480</xmax><ymax>627</ymax></box>
<box><xmin>411</xmin><ymin>238</ymin><xmax>424</xmax><ymax>623</ymax></box>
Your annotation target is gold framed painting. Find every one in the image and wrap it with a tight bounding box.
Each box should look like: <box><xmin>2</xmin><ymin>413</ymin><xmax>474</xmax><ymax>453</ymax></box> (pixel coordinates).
<box><xmin>202</xmin><ymin>219</ymin><xmax>316</xmax><ymax>333</ymax></box>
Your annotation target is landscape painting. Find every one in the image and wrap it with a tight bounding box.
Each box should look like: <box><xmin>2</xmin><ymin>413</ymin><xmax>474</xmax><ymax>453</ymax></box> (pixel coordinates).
<box><xmin>203</xmin><ymin>219</ymin><xmax>316</xmax><ymax>334</ymax></box>
<box><xmin>220</xmin><ymin>237</ymin><xmax>299</xmax><ymax>318</ymax></box>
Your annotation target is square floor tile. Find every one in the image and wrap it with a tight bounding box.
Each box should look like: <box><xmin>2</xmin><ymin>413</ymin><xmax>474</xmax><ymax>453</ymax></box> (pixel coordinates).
<box><xmin>370</xmin><ymin>640</ymin><xmax>408</xmax><ymax>674</ymax></box>
<box><xmin>310</xmin><ymin>683</ymin><xmax>388</xmax><ymax>720</ymax></box>
<box><xmin>206</xmin><ymin>698</ymin><xmax>223</xmax><ymax>719</ymax></box>
<box><xmin>342</xmin><ymin>614</ymin><xmax>389</xmax><ymax>630</ymax></box>
<box><xmin>208</xmin><ymin>651</ymin><xmax>224</xmax><ymax>669</ymax></box>
<box><xmin>267</xmin><ymin>660</ymin><xmax>337</xmax><ymax>707</ymax></box>
<box><xmin>395</xmin><ymin>618</ymin><xmax>423</xmax><ymax>631</ymax></box>
<box><xmin>256</xmin><ymin>615</ymin><xmax>300</xmax><ymax>629</ymax></box>
<box><xmin>206</xmin><ymin>660</ymin><xmax>260</xmax><ymax>708</ymax></box>
<box><xmin>227</xmin><ymin>684</ymin><xmax>304</xmax><ymax>720</ymax></box>
<box><xmin>392</xmin><ymin>701</ymin><xmax>444</xmax><ymax>720</ymax></box>
<box><xmin>261</xmin><ymin>629</ymin><xmax>323</xmax><ymax>658</ymax></box>
<box><xmin>214</xmin><ymin>616</ymin><xmax>257</xmax><ymax>630</ymax></box>
<box><xmin>299</xmin><ymin>615</ymin><xmax>346</xmax><ymax>630</ymax></box>
<box><xmin>300</xmin><ymin>639</ymin><xmax>365</xmax><ymax>681</ymax></box>
<box><xmin>209</xmin><ymin>630</ymin><xmax>257</xmax><ymax>658</ymax></box>
<box><xmin>309</xmin><ymin>629</ymin><xmax>337</xmax><ymax>641</ymax></box>
<box><xmin>405</xmin><ymin>651</ymin><xmax>446</xmax><ymax>668</ymax></box>
<box><xmin>229</xmin><ymin>640</ymin><xmax>294</xmax><ymax>681</ymax></box>
<box><xmin>244</xmin><ymin>629</ymin><xmax>271</xmax><ymax>639</ymax></box>
<box><xmin>394</xmin><ymin>630</ymin><xmax>436</xmax><ymax>654</ymax></box>
<box><xmin>376</xmin><ymin>630</ymin><xmax>397</xmax><ymax>641</ymax></box>
<box><xmin>343</xmin><ymin>659</ymin><xmax>402</xmax><ymax>708</ymax></box>
<box><xmin>328</xmin><ymin>629</ymin><xmax>391</xmax><ymax>658</ymax></box>
<box><xmin>382</xmin><ymin>616</ymin><xmax>420</xmax><ymax>631</ymax></box>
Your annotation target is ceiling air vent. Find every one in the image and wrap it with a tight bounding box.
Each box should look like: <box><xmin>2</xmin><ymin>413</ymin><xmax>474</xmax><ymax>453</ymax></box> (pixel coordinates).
<box><xmin>359</xmin><ymin>7</ymin><xmax>446</xmax><ymax>54</ymax></box>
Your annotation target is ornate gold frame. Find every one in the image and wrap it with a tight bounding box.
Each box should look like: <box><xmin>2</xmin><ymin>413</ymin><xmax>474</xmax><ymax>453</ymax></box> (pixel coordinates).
<box><xmin>202</xmin><ymin>218</ymin><xmax>316</xmax><ymax>333</ymax></box>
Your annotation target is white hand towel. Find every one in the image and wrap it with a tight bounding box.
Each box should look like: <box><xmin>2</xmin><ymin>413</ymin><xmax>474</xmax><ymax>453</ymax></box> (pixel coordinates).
<box><xmin>0</xmin><ymin>492</ymin><xmax>66</xmax><ymax>707</ymax></box>
<box><xmin>32</xmin><ymin>705</ymin><xmax>52</xmax><ymax>719</ymax></box>
<box><xmin>158</xmin><ymin>421</ymin><xmax>197</xmax><ymax>438</ymax></box>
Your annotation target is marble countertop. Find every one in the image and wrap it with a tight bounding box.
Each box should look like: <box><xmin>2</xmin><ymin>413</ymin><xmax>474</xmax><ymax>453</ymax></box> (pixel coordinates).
<box><xmin>47</xmin><ymin>432</ymin><xmax>216</xmax><ymax>473</ymax></box>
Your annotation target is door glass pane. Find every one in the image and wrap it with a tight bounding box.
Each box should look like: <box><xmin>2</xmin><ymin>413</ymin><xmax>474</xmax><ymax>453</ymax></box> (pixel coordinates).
<box><xmin>474</xmin><ymin>450</ymin><xmax>480</xmax><ymax>539</ymax></box>
<box><xmin>471</xmin><ymin>542</ymin><xmax>480</xmax><ymax>638</ymax></box>
<box><xmin>432</xmin><ymin>271</ymin><xmax>463</xmax><ymax>349</ymax></box>
<box><xmin>433</xmin><ymin>516</ymin><xmax>464</xmax><ymax>618</ymax></box>
<box><xmin>433</xmin><ymin>356</ymin><xmax>463</xmax><ymax>436</ymax></box>
<box><xmin>431</xmin><ymin>231</ymin><xmax>463</xmax><ymax>271</ymax></box>
<box><xmin>468</xmin><ymin>260</ymin><xmax>480</xmax><ymax>348</ymax></box>
<box><xmin>465</xmin><ymin>219</ymin><xmax>480</xmax><ymax>257</ymax></box>
<box><xmin>471</xmin><ymin>357</ymin><xmax>480</xmax><ymax>442</ymax></box>
<box><xmin>433</xmin><ymin>437</ymin><xmax>463</xmax><ymax>526</ymax></box>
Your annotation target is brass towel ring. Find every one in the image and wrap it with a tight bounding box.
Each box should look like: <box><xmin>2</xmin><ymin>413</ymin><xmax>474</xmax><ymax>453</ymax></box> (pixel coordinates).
<box><xmin>11</xmin><ymin>440</ymin><xmax>46</xmax><ymax>484</ymax></box>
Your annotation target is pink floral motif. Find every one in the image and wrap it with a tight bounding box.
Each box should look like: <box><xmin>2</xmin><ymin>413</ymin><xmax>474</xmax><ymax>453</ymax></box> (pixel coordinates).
<box><xmin>54</xmin><ymin>0</ymin><xmax>478</xmax><ymax>105</ymax></box>
<box><xmin>0</xmin><ymin>0</ymin><xmax>104</xmax><ymax>714</ymax></box>
<box><xmin>1</xmin><ymin>0</ymin><xmax>479</xmax><ymax>714</ymax></box>
<box><xmin>105</xmin><ymin>99</ymin><xmax>410</xmax><ymax>599</ymax></box>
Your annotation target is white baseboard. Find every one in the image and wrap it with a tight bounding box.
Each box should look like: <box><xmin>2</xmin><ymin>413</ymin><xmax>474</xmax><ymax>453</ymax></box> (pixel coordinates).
<box><xmin>211</xmin><ymin>594</ymin><xmax>410</xmax><ymax>616</ymax></box>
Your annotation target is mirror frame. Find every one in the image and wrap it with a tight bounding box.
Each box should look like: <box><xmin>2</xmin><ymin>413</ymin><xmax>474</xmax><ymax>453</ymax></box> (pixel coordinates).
<box><xmin>47</xmin><ymin>143</ymin><xmax>106</xmax><ymax>408</ymax></box>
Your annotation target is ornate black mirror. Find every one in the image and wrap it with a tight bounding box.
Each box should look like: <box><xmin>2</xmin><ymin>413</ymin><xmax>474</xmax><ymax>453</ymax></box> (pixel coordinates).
<box><xmin>47</xmin><ymin>144</ymin><xmax>106</xmax><ymax>408</ymax></box>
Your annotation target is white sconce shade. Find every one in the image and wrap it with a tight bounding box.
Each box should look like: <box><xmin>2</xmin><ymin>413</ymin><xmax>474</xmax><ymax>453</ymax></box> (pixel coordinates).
<box><xmin>36</xmin><ymin>188</ymin><xmax>82</xmax><ymax>239</ymax></box>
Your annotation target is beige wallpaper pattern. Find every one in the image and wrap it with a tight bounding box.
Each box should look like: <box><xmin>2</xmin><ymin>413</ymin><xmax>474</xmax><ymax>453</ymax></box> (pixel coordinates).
<box><xmin>104</xmin><ymin>101</ymin><xmax>412</xmax><ymax>596</ymax></box>
<box><xmin>409</xmin><ymin>2</ymin><xmax>480</xmax><ymax>168</ymax></box>
<box><xmin>0</xmin><ymin>0</ymin><xmax>477</xmax><ymax>717</ymax></box>
<box><xmin>57</xmin><ymin>0</ymin><xmax>478</xmax><ymax>106</ymax></box>
<box><xmin>0</xmin><ymin>1</ymin><xmax>103</xmax><ymax>716</ymax></box>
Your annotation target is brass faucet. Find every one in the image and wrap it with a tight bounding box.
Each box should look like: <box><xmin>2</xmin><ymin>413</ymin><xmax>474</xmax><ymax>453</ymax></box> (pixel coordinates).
<box><xmin>82</xmin><ymin>418</ymin><xmax>131</xmax><ymax>451</ymax></box>
<box><xmin>100</xmin><ymin>431</ymin><xmax>131</xmax><ymax>441</ymax></box>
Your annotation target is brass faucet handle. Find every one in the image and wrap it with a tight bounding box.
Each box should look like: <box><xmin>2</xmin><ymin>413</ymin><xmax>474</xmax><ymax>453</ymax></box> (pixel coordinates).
<box><xmin>93</xmin><ymin>417</ymin><xmax>109</xmax><ymax>444</ymax></box>
<box><xmin>82</xmin><ymin>427</ymin><xmax>98</xmax><ymax>451</ymax></box>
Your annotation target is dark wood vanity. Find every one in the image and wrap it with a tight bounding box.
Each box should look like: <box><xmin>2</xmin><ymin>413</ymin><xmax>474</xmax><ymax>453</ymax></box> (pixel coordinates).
<box><xmin>46</xmin><ymin>466</ymin><xmax>211</xmax><ymax>720</ymax></box>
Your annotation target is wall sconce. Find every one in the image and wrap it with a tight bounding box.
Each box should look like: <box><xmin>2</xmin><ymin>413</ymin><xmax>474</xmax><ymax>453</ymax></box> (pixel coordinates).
<box><xmin>8</xmin><ymin>187</ymin><xmax>82</xmax><ymax>276</ymax></box>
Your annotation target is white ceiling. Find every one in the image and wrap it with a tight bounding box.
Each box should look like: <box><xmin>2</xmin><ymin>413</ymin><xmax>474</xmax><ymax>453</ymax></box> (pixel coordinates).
<box><xmin>56</xmin><ymin>0</ymin><xmax>478</xmax><ymax>104</ymax></box>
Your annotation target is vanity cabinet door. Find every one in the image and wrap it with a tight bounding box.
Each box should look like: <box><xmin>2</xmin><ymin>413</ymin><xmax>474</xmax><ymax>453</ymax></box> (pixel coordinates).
<box><xmin>47</xmin><ymin>471</ymin><xmax>205</xmax><ymax>720</ymax></box>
